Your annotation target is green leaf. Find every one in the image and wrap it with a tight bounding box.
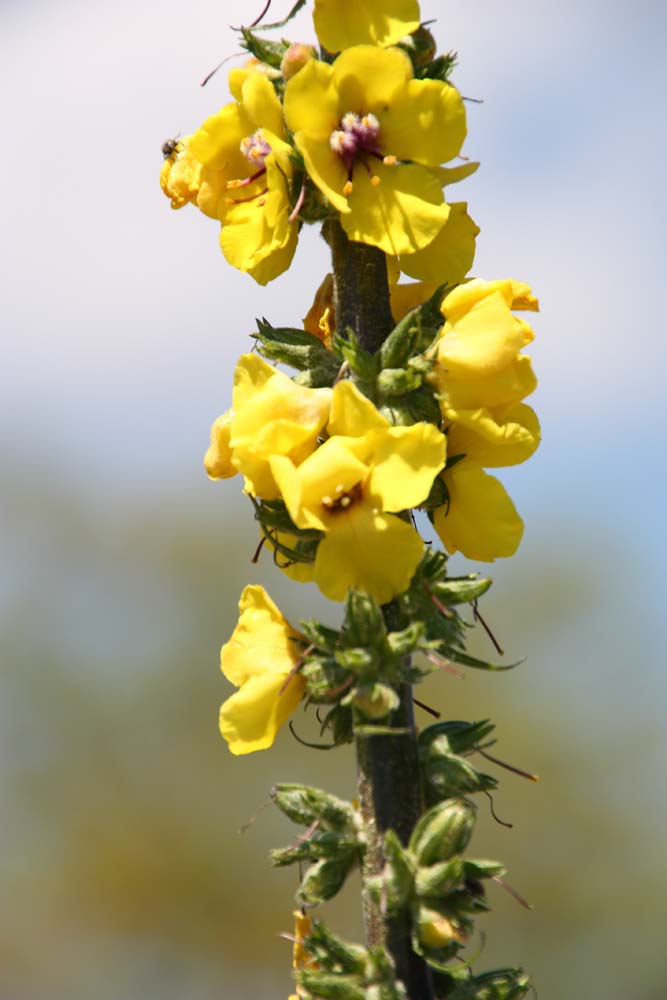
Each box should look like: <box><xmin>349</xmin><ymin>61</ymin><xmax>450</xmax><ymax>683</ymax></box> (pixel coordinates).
<box><xmin>239</xmin><ymin>28</ymin><xmax>289</xmax><ymax>68</ymax></box>
<box><xmin>247</xmin><ymin>0</ymin><xmax>308</xmax><ymax>31</ymax></box>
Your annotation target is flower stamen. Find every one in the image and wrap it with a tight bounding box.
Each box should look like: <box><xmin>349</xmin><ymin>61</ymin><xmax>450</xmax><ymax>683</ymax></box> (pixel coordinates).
<box><xmin>321</xmin><ymin>481</ymin><xmax>363</xmax><ymax>513</ymax></box>
<box><xmin>329</xmin><ymin>111</ymin><xmax>393</xmax><ymax>194</ymax></box>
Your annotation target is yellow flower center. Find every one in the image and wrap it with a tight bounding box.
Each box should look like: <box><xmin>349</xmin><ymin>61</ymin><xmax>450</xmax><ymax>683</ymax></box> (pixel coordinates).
<box><xmin>329</xmin><ymin>111</ymin><xmax>396</xmax><ymax>195</ymax></box>
<box><xmin>320</xmin><ymin>481</ymin><xmax>363</xmax><ymax>513</ymax></box>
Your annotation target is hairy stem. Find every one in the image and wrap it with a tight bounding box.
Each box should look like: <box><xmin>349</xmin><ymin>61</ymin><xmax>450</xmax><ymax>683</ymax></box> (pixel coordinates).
<box><xmin>325</xmin><ymin>218</ymin><xmax>434</xmax><ymax>999</ymax></box>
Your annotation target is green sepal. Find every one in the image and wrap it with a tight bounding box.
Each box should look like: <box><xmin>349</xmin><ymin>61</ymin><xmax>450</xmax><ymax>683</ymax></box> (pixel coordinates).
<box><xmin>297</xmin><ymin>855</ymin><xmax>357</xmax><ymax>906</ymax></box>
<box><xmin>418</xmin><ymin>720</ymin><xmax>496</xmax><ymax>756</ymax></box>
<box><xmin>299</xmin><ymin>920</ymin><xmax>367</xmax><ymax>975</ymax></box>
<box><xmin>332</xmin><ymin>331</ymin><xmax>380</xmax><ymax>386</ymax></box>
<box><xmin>298</xmin><ymin>971</ymin><xmax>366</xmax><ymax>1000</ymax></box>
<box><xmin>444</xmin><ymin>649</ymin><xmax>520</xmax><ymax>673</ymax></box>
<box><xmin>415</xmin><ymin>857</ymin><xmax>465</xmax><ymax>899</ymax></box>
<box><xmin>367</xmin><ymin>830</ymin><xmax>415</xmax><ymax>914</ymax></box>
<box><xmin>430</xmin><ymin>576</ymin><xmax>493</xmax><ymax>606</ymax></box>
<box><xmin>380</xmin><ymin>284</ymin><xmax>448</xmax><ymax>370</ymax></box>
<box><xmin>271</xmin><ymin>783</ymin><xmax>354</xmax><ymax>830</ymax></box>
<box><xmin>462</xmin><ymin>859</ymin><xmax>506</xmax><ymax>881</ymax></box>
<box><xmin>239</xmin><ymin>28</ymin><xmax>289</xmax><ymax>68</ymax></box>
<box><xmin>417</xmin><ymin>51</ymin><xmax>458</xmax><ymax>81</ymax></box>
<box><xmin>409</xmin><ymin>799</ymin><xmax>476</xmax><ymax>866</ymax></box>
<box><xmin>377</xmin><ymin>366</ymin><xmax>423</xmax><ymax>397</ymax></box>
<box><xmin>301</xmin><ymin>657</ymin><xmax>351</xmax><ymax>702</ymax></box>
<box><xmin>253</xmin><ymin>319</ymin><xmax>339</xmax><ymax>384</ymax></box>
<box><xmin>445</xmin><ymin>968</ymin><xmax>531</xmax><ymax>999</ymax></box>
<box><xmin>386</xmin><ymin>622</ymin><xmax>424</xmax><ymax>657</ymax></box>
<box><xmin>342</xmin><ymin>589</ymin><xmax>386</xmax><ymax>648</ymax></box>
<box><xmin>298</xmin><ymin>619</ymin><xmax>340</xmax><ymax>653</ymax></box>
<box><xmin>318</xmin><ymin>703</ymin><xmax>355</xmax><ymax>745</ymax></box>
<box><xmin>271</xmin><ymin>830</ymin><xmax>358</xmax><ymax>867</ymax></box>
<box><xmin>420</xmin><ymin>742</ymin><xmax>498</xmax><ymax>803</ymax></box>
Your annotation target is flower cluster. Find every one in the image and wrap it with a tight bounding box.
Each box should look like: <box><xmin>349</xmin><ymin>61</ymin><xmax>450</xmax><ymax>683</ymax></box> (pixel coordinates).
<box><xmin>161</xmin><ymin>1</ymin><xmax>538</xmax><ymax>996</ymax></box>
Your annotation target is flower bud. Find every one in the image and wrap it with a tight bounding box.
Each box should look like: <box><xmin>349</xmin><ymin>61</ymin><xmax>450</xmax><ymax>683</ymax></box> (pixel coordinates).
<box><xmin>422</xmin><ymin>750</ymin><xmax>497</xmax><ymax>802</ymax></box>
<box><xmin>463</xmin><ymin>968</ymin><xmax>531</xmax><ymax>999</ymax></box>
<box><xmin>415</xmin><ymin>857</ymin><xmax>464</xmax><ymax>899</ymax></box>
<box><xmin>280</xmin><ymin>42</ymin><xmax>316</xmax><ymax>80</ymax></box>
<box><xmin>416</xmin><ymin>905</ymin><xmax>463</xmax><ymax>951</ymax></box>
<box><xmin>298</xmin><ymin>970</ymin><xmax>365</xmax><ymax>1000</ymax></box>
<box><xmin>410</xmin><ymin>799</ymin><xmax>476</xmax><ymax>865</ymax></box>
<box><xmin>353</xmin><ymin>683</ymin><xmax>400</xmax><ymax>721</ymax></box>
<box><xmin>376</xmin><ymin>367</ymin><xmax>423</xmax><ymax>398</ymax></box>
<box><xmin>272</xmin><ymin>784</ymin><xmax>354</xmax><ymax>830</ymax></box>
<box><xmin>343</xmin><ymin>589</ymin><xmax>386</xmax><ymax>648</ymax></box>
<box><xmin>297</xmin><ymin>856</ymin><xmax>356</xmax><ymax>906</ymax></box>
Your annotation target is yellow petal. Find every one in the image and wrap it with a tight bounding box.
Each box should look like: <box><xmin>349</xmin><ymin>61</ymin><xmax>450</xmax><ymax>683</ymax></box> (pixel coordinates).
<box><xmin>399</xmin><ymin>202</ymin><xmax>479</xmax><ymax>284</ymax></box>
<box><xmin>263</xmin><ymin>529</ymin><xmax>317</xmax><ymax>584</ymax></box>
<box><xmin>204</xmin><ymin>411</ymin><xmax>236</xmax><ymax>479</ymax></box>
<box><xmin>328</xmin><ymin>380</ymin><xmax>389</xmax><ymax>437</ymax></box>
<box><xmin>219</xmin><ymin>669</ymin><xmax>305</xmax><ymax>755</ymax></box>
<box><xmin>189</xmin><ymin>103</ymin><xmax>250</xmax><ymax>174</ymax></box>
<box><xmin>442</xmin><ymin>278</ymin><xmax>538</xmax><ymax>323</ymax></box>
<box><xmin>293</xmin><ymin>132</ymin><xmax>350</xmax><ymax>213</ymax></box>
<box><xmin>343</xmin><ymin>162</ymin><xmax>449</xmax><ymax>256</ymax></box>
<box><xmin>368</xmin><ymin>425</ymin><xmax>446</xmax><ymax>510</ymax></box>
<box><xmin>332</xmin><ymin>45</ymin><xmax>413</xmax><ymax>110</ymax></box>
<box><xmin>284</xmin><ymin>58</ymin><xmax>340</xmax><ymax>139</ymax></box>
<box><xmin>382</xmin><ymin>78</ymin><xmax>467</xmax><ymax>166</ymax></box>
<box><xmin>433</xmin><ymin>463</ymin><xmax>523</xmax><ymax>561</ymax></box>
<box><xmin>445</xmin><ymin>403</ymin><xmax>541</xmax><ymax>468</ymax></box>
<box><xmin>436</xmin><ymin>354</ymin><xmax>538</xmax><ymax>411</ymax></box>
<box><xmin>241</xmin><ymin>71</ymin><xmax>285</xmax><ymax>138</ymax></box>
<box><xmin>437</xmin><ymin>292</ymin><xmax>529</xmax><ymax>375</ymax></box>
<box><xmin>221</xmin><ymin>584</ymin><xmax>299</xmax><ymax>686</ymax></box>
<box><xmin>232</xmin><ymin>353</ymin><xmax>276</xmax><ymax>409</ymax></box>
<box><xmin>313</xmin><ymin>0</ymin><xmax>420</xmax><ymax>51</ymax></box>
<box><xmin>314</xmin><ymin>507</ymin><xmax>424</xmax><ymax>603</ymax></box>
<box><xmin>389</xmin><ymin>281</ymin><xmax>438</xmax><ymax>322</ymax></box>
<box><xmin>273</xmin><ymin>439</ymin><xmax>370</xmax><ymax>531</ymax></box>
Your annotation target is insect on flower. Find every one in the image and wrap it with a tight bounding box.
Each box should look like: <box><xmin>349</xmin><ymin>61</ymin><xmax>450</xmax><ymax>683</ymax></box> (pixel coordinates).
<box><xmin>161</xmin><ymin>136</ymin><xmax>181</xmax><ymax>160</ymax></box>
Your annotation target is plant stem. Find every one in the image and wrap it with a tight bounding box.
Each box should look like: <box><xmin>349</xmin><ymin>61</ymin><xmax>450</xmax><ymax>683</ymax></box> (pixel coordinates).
<box><xmin>325</xmin><ymin>218</ymin><xmax>434</xmax><ymax>999</ymax></box>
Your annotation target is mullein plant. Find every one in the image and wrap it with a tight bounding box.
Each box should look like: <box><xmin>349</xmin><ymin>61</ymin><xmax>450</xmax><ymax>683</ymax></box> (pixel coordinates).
<box><xmin>161</xmin><ymin>1</ymin><xmax>540</xmax><ymax>997</ymax></box>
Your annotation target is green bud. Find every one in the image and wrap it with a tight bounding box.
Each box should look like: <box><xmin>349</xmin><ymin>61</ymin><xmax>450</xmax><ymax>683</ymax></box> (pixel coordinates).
<box><xmin>353</xmin><ymin>683</ymin><xmax>400</xmax><ymax>721</ymax></box>
<box><xmin>415</xmin><ymin>904</ymin><xmax>463</xmax><ymax>956</ymax></box>
<box><xmin>298</xmin><ymin>970</ymin><xmax>366</xmax><ymax>1000</ymax></box>
<box><xmin>335</xmin><ymin>647</ymin><xmax>377</xmax><ymax>675</ymax></box>
<box><xmin>450</xmin><ymin>968</ymin><xmax>531</xmax><ymax>1000</ymax></box>
<box><xmin>343</xmin><ymin>589</ymin><xmax>386</xmax><ymax>648</ymax></box>
<box><xmin>386</xmin><ymin>622</ymin><xmax>424</xmax><ymax>657</ymax></box>
<box><xmin>271</xmin><ymin>784</ymin><xmax>354</xmax><ymax>830</ymax></box>
<box><xmin>410</xmin><ymin>800</ymin><xmax>476</xmax><ymax>866</ymax></box>
<box><xmin>431</xmin><ymin>575</ymin><xmax>493</xmax><ymax>605</ymax></box>
<box><xmin>415</xmin><ymin>857</ymin><xmax>464</xmax><ymax>899</ymax></box>
<box><xmin>422</xmin><ymin>751</ymin><xmax>498</xmax><ymax>802</ymax></box>
<box><xmin>270</xmin><ymin>831</ymin><xmax>358</xmax><ymax>868</ymax></box>
<box><xmin>371</xmin><ymin>830</ymin><xmax>415</xmax><ymax>912</ymax></box>
<box><xmin>297</xmin><ymin>856</ymin><xmax>357</xmax><ymax>906</ymax></box>
<box><xmin>377</xmin><ymin>367</ymin><xmax>423</xmax><ymax>398</ymax></box>
<box><xmin>419</xmin><ymin>719</ymin><xmax>496</xmax><ymax>756</ymax></box>
<box><xmin>462</xmin><ymin>859</ymin><xmax>506</xmax><ymax>881</ymax></box>
<box><xmin>301</xmin><ymin>920</ymin><xmax>366</xmax><ymax>975</ymax></box>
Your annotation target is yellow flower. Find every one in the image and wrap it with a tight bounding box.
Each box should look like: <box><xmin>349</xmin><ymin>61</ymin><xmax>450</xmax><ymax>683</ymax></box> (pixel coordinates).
<box><xmin>283</xmin><ymin>46</ymin><xmax>466</xmax><ymax>255</ymax></box>
<box><xmin>313</xmin><ymin>0</ymin><xmax>420</xmax><ymax>52</ymax></box>
<box><xmin>159</xmin><ymin>138</ymin><xmax>228</xmax><ymax>219</ymax></box>
<box><xmin>204</xmin><ymin>354</ymin><xmax>332</xmax><ymax>499</ymax></box>
<box><xmin>270</xmin><ymin>381</ymin><xmax>446</xmax><ymax>602</ymax></box>
<box><xmin>189</xmin><ymin>72</ymin><xmax>298</xmax><ymax>283</ymax></box>
<box><xmin>219</xmin><ymin>585</ymin><xmax>305</xmax><ymax>755</ymax></box>
<box><xmin>432</xmin><ymin>278</ymin><xmax>539</xmax><ymax>419</ymax></box>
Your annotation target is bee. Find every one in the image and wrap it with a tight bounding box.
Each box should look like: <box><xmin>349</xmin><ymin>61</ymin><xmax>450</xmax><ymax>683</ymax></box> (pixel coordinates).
<box><xmin>161</xmin><ymin>136</ymin><xmax>181</xmax><ymax>160</ymax></box>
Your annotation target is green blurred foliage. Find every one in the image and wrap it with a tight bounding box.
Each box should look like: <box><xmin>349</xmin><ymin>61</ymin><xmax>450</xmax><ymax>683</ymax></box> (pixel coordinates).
<box><xmin>1</xmin><ymin>462</ymin><xmax>665</xmax><ymax>999</ymax></box>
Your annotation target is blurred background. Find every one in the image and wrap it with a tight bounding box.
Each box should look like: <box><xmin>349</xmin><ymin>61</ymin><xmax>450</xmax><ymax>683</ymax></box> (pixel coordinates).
<box><xmin>2</xmin><ymin>0</ymin><xmax>666</xmax><ymax>996</ymax></box>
